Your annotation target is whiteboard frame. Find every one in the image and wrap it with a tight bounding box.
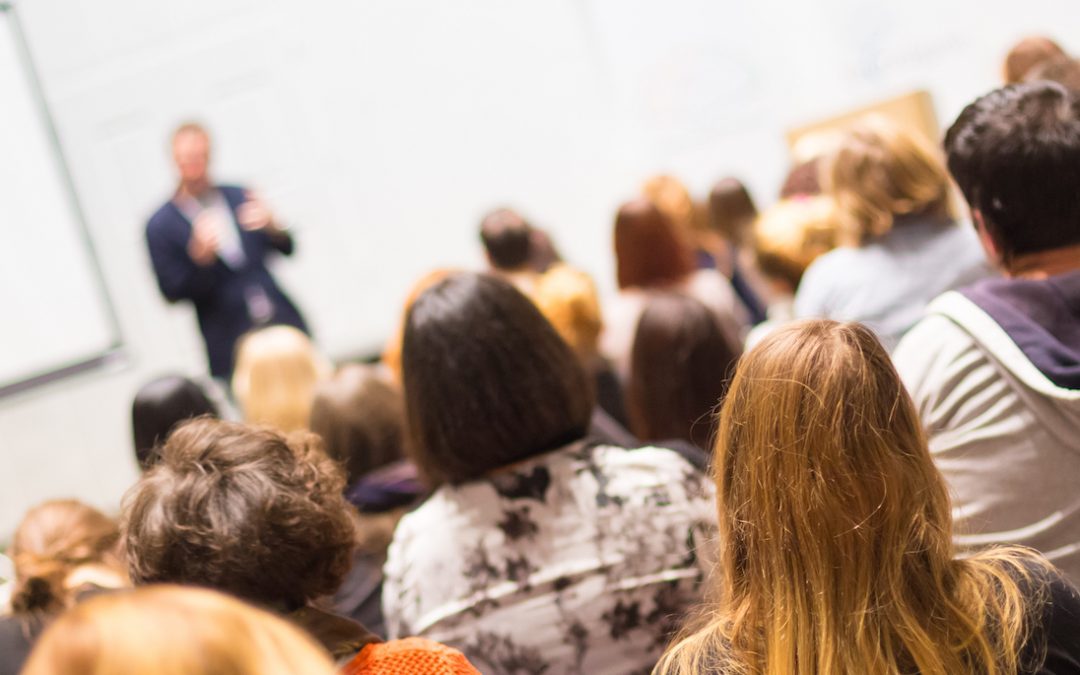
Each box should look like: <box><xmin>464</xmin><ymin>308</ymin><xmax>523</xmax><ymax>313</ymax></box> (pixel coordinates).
<box><xmin>0</xmin><ymin>1</ymin><xmax>125</xmax><ymax>399</ymax></box>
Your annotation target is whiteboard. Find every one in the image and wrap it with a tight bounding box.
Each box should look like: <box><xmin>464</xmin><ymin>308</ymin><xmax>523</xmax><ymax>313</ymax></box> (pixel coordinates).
<box><xmin>0</xmin><ymin>5</ymin><xmax>120</xmax><ymax>396</ymax></box>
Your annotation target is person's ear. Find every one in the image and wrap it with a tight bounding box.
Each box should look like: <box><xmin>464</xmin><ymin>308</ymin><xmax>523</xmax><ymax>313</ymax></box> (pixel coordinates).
<box><xmin>972</xmin><ymin>209</ymin><xmax>1004</xmax><ymax>268</ymax></box>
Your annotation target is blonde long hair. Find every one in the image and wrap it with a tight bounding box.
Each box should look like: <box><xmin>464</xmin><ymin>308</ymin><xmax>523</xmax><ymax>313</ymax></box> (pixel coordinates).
<box><xmin>232</xmin><ymin>326</ymin><xmax>330</xmax><ymax>432</ymax></box>
<box><xmin>825</xmin><ymin>116</ymin><xmax>951</xmax><ymax>243</ymax></box>
<box><xmin>655</xmin><ymin>320</ymin><xmax>1045</xmax><ymax>675</ymax></box>
<box><xmin>22</xmin><ymin>585</ymin><xmax>338</xmax><ymax>675</ymax></box>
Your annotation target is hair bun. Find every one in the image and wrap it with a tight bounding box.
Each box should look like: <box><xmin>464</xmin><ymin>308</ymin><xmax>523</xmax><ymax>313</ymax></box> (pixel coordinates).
<box><xmin>15</xmin><ymin>576</ymin><xmax>57</xmax><ymax>613</ymax></box>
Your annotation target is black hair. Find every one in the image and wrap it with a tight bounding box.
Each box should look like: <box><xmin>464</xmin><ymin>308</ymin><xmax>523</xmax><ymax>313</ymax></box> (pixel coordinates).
<box><xmin>402</xmin><ymin>273</ymin><xmax>594</xmax><ymax>484</ymax></box>
<box><xmin>479</xmin><ymin>208</ymin><xmax>533</xmax><ymax>270</ymax></box>
<box><xmin>945</xmin><ymin>81</ymin><xmax>1080</xmax><ymax>259</ymax></box>
<box><xmin>131</xmin><ymin>375</ymin><xmax>218</xmax><ymax>469</ymax></box>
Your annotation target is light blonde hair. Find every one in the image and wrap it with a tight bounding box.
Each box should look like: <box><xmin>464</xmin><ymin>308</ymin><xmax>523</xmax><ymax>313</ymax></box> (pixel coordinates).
<box><xmin>532</xmin><ymin>264</ymin><xmax>603</xmax><ymax>360</ymax></box>
<box><xmin>655</xmin><ymin>320</ymin><xmax>1046</xmax><ymax>675</ymax></box>
<box><xmin>11</xmin><ymin>500</ymin><xmax>127</xmax><ymax>617</ymax></box>
<box><xmin>232</xmin><ymin>326</ymin><xmax>330</xmax><ymax>432</ymax></box>
<box><xmin>825</xmin><ymin>116</ymin><xmax>950</xmax><ymax>243</ymax></box>
<box><xmin>752</xmin><ymin>197</ymin><xmax>846</xmax><ymax>292</ymax></box>
<box><xmin>22</xmin><ymin>585</ymin><xmax>338</xmax><ymax>675</ymax></box>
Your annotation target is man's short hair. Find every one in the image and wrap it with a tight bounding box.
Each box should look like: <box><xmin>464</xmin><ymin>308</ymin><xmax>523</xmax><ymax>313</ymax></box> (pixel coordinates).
<box><xmin>121</xmin><ymin>418</ymin><xmax>356</xmax><ymax>608</ymax></box>
<box><xmin>479</xmin><ymin>208</ymin><xmax>533</xmax><ymax>270</ymax></box>
<box><xmin>171</xmin><ymin>121</ymin><xmax>210</xmax><ymax>144</ymax></box>
<box><xmin>945</xmin><ymin>82</ymin><xmax>1080</xmax><ymax>259</ymax></box>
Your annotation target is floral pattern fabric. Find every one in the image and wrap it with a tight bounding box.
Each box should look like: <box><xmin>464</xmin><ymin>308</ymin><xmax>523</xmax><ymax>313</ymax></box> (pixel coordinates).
<box><xmin>382</xmin><ymin>442</ymin><xmax>718</xmax><ymax>675</ymax></box>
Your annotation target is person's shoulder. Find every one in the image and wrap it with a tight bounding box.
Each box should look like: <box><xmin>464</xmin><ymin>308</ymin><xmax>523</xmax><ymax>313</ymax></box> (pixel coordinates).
<box><xmin>146</xmin><ymin>200</ymin><xmax>180</xmax><ymax>231</ymax></box>
<box><xmin>893</xmin><ymin>310</ymin><xmax>986</xmax><ymax>401</ymax></box>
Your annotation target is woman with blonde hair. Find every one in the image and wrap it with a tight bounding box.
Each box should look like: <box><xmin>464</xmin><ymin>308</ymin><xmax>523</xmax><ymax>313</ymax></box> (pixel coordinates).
<box><xmin>794</xmin><ymin>116</ymin><xmax>991</xmax><ymax>349</ymax></box>
<box><xmin>0</xmin><ymin>500</ymin><xmax>128</xmax><ymax>675</ymax></box>
<box><xmin>655</xmin><ymin>320</ymin><xmax>1080</xmax><ymax>675</ymax></box>
<box><xmin>232</xmin><ymin>324</ymin><xmax>330</xmax><ymax>432</ymax></box>
<box><xmin>21</xmin><ymin>585</ymin><xmax>339</xmax><ymax>675</ymax></box>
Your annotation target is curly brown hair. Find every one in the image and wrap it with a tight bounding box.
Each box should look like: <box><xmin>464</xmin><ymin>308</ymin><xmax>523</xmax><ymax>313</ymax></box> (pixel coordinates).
<box><xmin>121</xmin><ymin>418</ymin><xmax>357</xmax><ymax>609</ymax></box>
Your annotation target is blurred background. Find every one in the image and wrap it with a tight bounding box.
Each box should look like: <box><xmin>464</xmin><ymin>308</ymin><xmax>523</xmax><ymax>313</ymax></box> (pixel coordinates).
<box><xmin>1</xmin><ymin>0</ymin><xmax>1077</xmax><ymax>535</ymax></box>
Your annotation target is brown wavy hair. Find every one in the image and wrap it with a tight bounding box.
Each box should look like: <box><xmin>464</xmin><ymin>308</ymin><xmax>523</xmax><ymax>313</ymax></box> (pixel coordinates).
<box><xmin>121</xmin><ymin>418</ymin><xmax>357</xmax><ymax>609</ymax></box>
<box><xmin>656</xmin><ymin>320</ymin><xmax>1046</xmax><ymax>675</ymax></box>
<box><xmin>11</xmin><ymin>500</ymin><xmax>125</xmax><ymax>616</ymax></box>
<box><xmin>824</xmin><ymin>116</ymin><xmax>950</xmax><ymax>243</ymax></box>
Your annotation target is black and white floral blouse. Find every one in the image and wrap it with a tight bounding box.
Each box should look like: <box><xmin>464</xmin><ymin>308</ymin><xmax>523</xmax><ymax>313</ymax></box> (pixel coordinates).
<box><xmin>382</xmin><ymin>441</ymin><xmax>718</xmax><ymax>675</ymax></box>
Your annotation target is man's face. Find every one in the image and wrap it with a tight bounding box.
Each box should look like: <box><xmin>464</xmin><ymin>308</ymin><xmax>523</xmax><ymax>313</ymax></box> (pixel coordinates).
<box><xmin>173</xmin><ymin>130</ymin><xmax>210</xmax><ymax>184</ymax></box>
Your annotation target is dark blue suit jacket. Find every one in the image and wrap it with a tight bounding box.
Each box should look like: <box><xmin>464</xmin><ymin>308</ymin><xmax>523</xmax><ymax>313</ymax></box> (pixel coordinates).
<box><xmin>145</xmin><ymin>185</ymin><xmax>307</xmax><ymax>378</ymax></box>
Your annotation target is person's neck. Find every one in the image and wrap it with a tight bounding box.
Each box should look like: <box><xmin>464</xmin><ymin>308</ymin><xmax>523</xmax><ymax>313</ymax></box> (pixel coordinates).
<box><xmin>176</xmin><ymin>178</ymin><xmax>212</xmax><ymax>200</ymax></box>
<box><xmin>1005</xmin><ymin>243</ymin><xmax>1080</xmax><ymax>280</ymax></box>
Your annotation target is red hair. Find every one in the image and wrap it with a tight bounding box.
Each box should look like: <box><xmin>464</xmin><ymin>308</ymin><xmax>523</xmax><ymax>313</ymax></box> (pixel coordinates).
<box><xmin>614</xmin><ymin>198</ymin><xmax>695</xmax><ymax>290</ymax></box>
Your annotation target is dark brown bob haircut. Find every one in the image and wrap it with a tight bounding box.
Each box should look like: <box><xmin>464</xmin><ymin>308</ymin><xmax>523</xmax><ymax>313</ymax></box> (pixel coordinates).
<box><xmin>402</xmin><ymin>272</ymin><xmax>594</xmax><ymax>484</ymax></box>
<box><xmin>121</xmin><ymin>418</ymin><xmax>356</xmax><ymax>610</ymax></box>
<box><xmin>614</xmin><ymin>198</ymin><xmax>696</xmax><ymax>290</ymax></box>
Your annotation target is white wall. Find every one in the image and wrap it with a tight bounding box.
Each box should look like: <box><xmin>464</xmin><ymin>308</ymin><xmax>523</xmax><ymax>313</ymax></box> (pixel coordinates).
<box><xmin>1</xmin><ymin>0</ymin><xmax>1078</xmax><ymax>537</ymax></box>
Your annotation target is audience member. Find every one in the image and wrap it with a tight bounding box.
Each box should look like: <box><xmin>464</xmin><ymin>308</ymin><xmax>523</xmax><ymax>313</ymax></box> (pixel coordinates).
<box><xmin>381</xmin><ymin>268</ymin><xmax>457</xmax><ymax>384</ymax></box>
<box><xmin>310</xmin><ymin>364</ymin><xmax>421</xmax><ymax>635</ymax></box>
<box><xmin>641</xmin><ymin>175</ymin><xmax>709</xmax><ymax>263</ymax></box>
<box><xmin>21</xmin><ymin>585</ymin><xmax>340</xmax><ymax>675</ymax></box>
<box><xmin>1004</xmin><ymin>35</ymin><xmax>1068</xmax><ymax>84</ymax></box>
<box><xmin>706</xmin><ymin>178</ymin><xmax>769</xmax><ymax>323</ymax></box>
<box><xmin>479</xmin><ymin>208</ymin><xmax>541</xmax><ymax>296</ymax></box>
<box><xmin>656</xmin><ymin>320</ymin><xmax>1080</xmax><ymax>675</ymax></box>
<box><xmin>121</xmin><ymin>418</ymin><xmax>478</xmax><ymax>671</ymax></box>
<box><xmin>384</xmin><ymin>273</ymin><xmax>717</xmax><ymax>674</ymax></box>
<box><xmin>533</xmin><ymin>263</ymin><xmax>629</xmax><ymax>429</ymax></box>
<box><xmin>778</xmin><ymin>157</ymin><xmax>823</xmax><ymax>198</ymax></box>
<box><xmin>232</xmin><ymin>325</ymin><xmax>330</xmax><ymax>432</ymax></box>
<box><xmin>0</xmin><ymin>500</ymin><xmax>127</xmax><ymax>675</ymax></box>
<box><xmin>894</xmin><ymin>81</ymin><xmax>1080</xmax><ymax>583</ymax></box>
<box><xmin>794</xmin><ymin>116</ymin><xmax>991</xmax><ymax>349</ymax></box>
<box><xmin>131</xmin><ymin>375</ymin><xmax>218</xmax><ymax>469</ymax></box>
<box><xmin>627</xmin><ymin>293</ymin><xmax>740</xmax><ymax>458</ymax></box>
<box><xmin>602</xmin><ymin>198</ymin><xmax>745</xmax><ymax>377</ymax></box>
<box><xmin>745</xmin><ymin>196</ymin><xmax>844</xmax><ymax>348</ymax></box>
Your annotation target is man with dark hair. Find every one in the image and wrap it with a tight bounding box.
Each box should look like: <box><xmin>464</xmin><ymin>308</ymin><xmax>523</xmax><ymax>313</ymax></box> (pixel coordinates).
<box><xmin>478</xmin><ymin>208</ymin><xmax>542</xmax><ymax>295</ymax></box>
<box><xmin>145</xmin><ymin>123</ymin><xmax>307</xmax><ymax>380</ymax></box>
<box><xmin>894</xmin><ymin>81</ymin><xmax>1080</xmax><ymax>583</ymax></box>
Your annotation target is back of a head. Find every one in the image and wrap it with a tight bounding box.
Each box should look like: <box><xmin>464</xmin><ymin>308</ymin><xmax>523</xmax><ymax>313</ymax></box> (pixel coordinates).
<box><xmin>778</xmin><ymin>159</ymin><xmax>823</xmax><ymax>199</ymax></box>
<box><xmin>401</xmin><ymin>273</ymin><xmax>593</xmax><ymax>484</ymax></box>
<box><xmin>382</xmin><ymin>268</ymin><xmax>458</xmax><ymax>384</ymax></box>
<box><xmin>628</xmin><ymin>294</ymin><xmax>740</xmax><ymax>449</ymax></box>
<box><xmin>614</xmin><ymin>198</ymin><xmax>696</xmax><ymax>290</ymax></box>
<box><xmin>121</xmin><ymin>418</ymin><xmax>356</xmax><ymax>608</ymax></box>
<box><xmin>945</xmin><ymin>81</ymin><xmax>1080</xmax><ymax>260</ymax></box>
<box><xmin>1004</xmin><ymin>35</ymin><xmax>1067</xmax><ymax>84</ymax></box>
<box><xmin>310</xmin><ymin>364</ymin><xmax>406</xmax><ymax>485</ymax></box>
<box><xmin>825</xmin><ymin>116</ymin><xmax>950</xmax><ymax>242</ymax></box>
<box><xmin>232</xmin><ymin>326</ymin><xmax>329</xmax><ymax>433</ymax></box>
<box><xmin>708</xmin><ymin>177</ymin><xmax>758</xmax><ymax>244</ymax></box>
<box><xmin>753</xmin><ymin>197</ymin><xmax>846</xmax><ymax>293</ymax></box>
<box><xmin>660</xmin><ymin>320</ymin><xmax>1036</xmax><ymax>675</ymax></box>
<box><xmin>21</xmin><ymin>585</ymin><xmax>338</xmax><ymax>675</ymax></box>
<box><xmin>131</xmin><ymin>375</ymin><xmax>218</xmax><ymax>469</ymax></box>
<box><xmin>479</xmin><ymin>208</ymin><xmax>533</xmax><ymax>271</ymax></box>
<box><xmin>642</xmin><ymin>175</ymin><xmax>703</xmax><ymax>237</ymax></box>
<box><xmin>532</xmin><ymin>264</ymin><xmax>604</xmax><ymax>361</ymax></box>
<box><xmin>11</xmin><ymin>500</ymin><xmax>124</xmax><ymax>617</ymax></box>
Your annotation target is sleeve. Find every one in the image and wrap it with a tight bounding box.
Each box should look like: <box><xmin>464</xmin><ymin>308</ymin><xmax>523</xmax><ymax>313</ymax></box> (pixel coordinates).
<box><xmin>145</xmin><ymin>215</ymin><xmax>221</xmax><ymax>303</ymax></box>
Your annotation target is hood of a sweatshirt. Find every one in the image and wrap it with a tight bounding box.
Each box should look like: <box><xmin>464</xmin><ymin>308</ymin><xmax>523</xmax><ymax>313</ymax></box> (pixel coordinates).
<box><xmin>960</xmin><ymin>270</ymin><xmax>1080</xmax><ymax>391</ymax></box>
